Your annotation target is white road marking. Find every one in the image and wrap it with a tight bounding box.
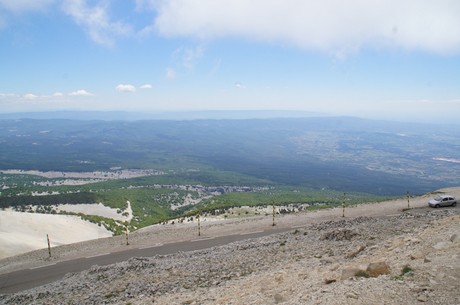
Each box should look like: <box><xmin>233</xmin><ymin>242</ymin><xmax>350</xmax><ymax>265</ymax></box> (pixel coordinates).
<box><xmin>30</xmin><ymin>263</ymin><xmax>56</xmax><ymax>270</ymax></box>
<box><xmin>191</xmin><ymin>237</ymin><xmax>214</xmax><ymax>242</ymax></box>
<box><xmin>240</xmin><ymin>230</ymin><xmax>264</xmax><ymax>235</ymax></box>
<box><xmin>138</xmin><ymin>243</ymin><xmax>163</xmax><ymax>249</ymax></box>
<box><xmin>85</xmin><ymin>253</ymin><xmax>110</xmax><ymax>259</ymax></box>
<box><xmin>291</xmin><ymin>225</ymin><xmax>305</xmax><ymax>229</ymax></box>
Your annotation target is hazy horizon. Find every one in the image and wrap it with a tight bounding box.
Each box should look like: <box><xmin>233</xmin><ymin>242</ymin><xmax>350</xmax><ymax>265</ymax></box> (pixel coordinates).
<box><xmin>0</xmin><ymin>109</ymin><xmax>459</xmax><ymax>126</ymax></box>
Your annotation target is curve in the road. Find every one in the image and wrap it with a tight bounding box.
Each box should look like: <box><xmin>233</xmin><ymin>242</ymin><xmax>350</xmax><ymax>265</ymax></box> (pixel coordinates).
<box><xmin>0</xmin><ymin>226</ymin><xmax>288</xmax><ymax>294</ymax></box>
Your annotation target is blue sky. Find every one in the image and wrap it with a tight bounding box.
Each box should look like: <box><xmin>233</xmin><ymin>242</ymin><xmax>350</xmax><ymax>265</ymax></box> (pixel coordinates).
<box><xmin>1</xmin><ymin>0</ymin><xmax>460</xmax><ymax>122</ymax></box>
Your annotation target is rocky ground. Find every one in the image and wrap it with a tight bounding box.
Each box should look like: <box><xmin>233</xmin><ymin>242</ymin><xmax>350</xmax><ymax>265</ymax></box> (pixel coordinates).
<box><xmin>1</xmin><ymin>189</ymin><xmax>460</xmax><ymax>305</ymax></box>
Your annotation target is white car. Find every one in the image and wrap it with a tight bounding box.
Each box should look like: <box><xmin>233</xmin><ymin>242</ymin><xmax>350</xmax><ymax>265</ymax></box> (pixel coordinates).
<box><xmin>428</xmin><ymin>195</ymin><xmax>457</xmax><ymax>208</ymax></box>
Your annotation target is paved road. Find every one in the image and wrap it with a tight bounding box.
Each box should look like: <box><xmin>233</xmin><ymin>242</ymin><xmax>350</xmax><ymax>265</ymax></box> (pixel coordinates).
<box><xmin>0</xmin><ymin>204</ymin><xmax>452</xmax><ymax>294</ymax></box>
<box><xmin>0</xmin><ymin>226</ymin><xmax>289</xmax><ymax>294</ymax></box>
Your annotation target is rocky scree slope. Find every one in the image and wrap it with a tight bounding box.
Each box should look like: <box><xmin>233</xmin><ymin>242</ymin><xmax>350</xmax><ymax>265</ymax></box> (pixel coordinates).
<box><xmin>1</xmin><ymin>209</ymin><xmax>460</xmax><ymax>305</ymax></box>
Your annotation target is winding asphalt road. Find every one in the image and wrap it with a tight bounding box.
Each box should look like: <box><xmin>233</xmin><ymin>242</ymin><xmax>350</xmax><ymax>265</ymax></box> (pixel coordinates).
<box><xmin>0</xmin><ymin>205</ymin><xmax>448</xmax><ymax>295</ymax></box>
<box><xmin>0</xmin><ymin>226</ymin><xmax>291</xmax><ymax>294</ymax></box>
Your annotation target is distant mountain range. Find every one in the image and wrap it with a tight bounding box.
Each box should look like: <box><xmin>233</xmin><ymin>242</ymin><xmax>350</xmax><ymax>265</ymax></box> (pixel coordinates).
<box><xmin>0</xmin><ymin>110</ymin><xmax>324</xmax><ymax>121</ymax></box>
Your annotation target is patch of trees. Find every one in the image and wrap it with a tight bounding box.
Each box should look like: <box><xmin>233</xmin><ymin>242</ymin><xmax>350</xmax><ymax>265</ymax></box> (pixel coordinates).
<box><xmin>0</xmin><ymin>192</ymin><xmax>99</xmax><ymax>209</ymax></box>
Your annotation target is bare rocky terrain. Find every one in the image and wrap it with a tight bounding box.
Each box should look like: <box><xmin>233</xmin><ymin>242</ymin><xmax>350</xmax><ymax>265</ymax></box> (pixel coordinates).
<box><xmin>1</xmin><ymin>187</ymin><xmax>459</xmax><ymax>305</ymax></box>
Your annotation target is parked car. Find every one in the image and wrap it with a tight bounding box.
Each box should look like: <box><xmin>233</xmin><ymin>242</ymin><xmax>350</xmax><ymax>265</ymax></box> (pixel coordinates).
<box><xmin>428</xmin><ymin>195</ymin><xmax>457</xmax><ymax>208</ymax></box>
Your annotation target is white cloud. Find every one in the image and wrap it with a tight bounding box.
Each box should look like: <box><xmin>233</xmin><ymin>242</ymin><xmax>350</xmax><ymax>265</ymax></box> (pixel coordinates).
<box><xmin>23</xmin><ymin>93</ymin><xmax>39</xmax><ymax>100</ymax></box>
<box><xmin>235</xmin><ymin>82</ymin><xmax>245</xmax><ymax>89</ymax></box>
<box><xmin>167</xmin><ymin>45</ymin><xmax>204</xmax><ymax>79</ymax></box>
<box><xmin>69</xmin><ymin>89</ymin><xmax>94</xmax><ymax>96</ymax></box>
<box><xmin>53</xmin><ymin>92</ymin><xmax>64</xmax><ymax>97</ymax></box>
<box><xmin>134</xmin><ymin>0</ymin><xmax>156</xmax><ymax>11</ymax></box>
<box><xmin>0</xmin><ymin>0</ymin><xmax>54</xmax><ymax>12</ymax></box>
<box><xmin>166</xmin><ymin>67</ymin><xmax>177</xmax><ymax>80</ymax></box>
<box><xmin>0</xmin><ymin>93</ymin><xmax>17</xmax><ymax>98</ymax></box>
<box><xmin>0</xmin><ymin>14</ymin><xmax>5</xmax><ymax>29</ymax></box>
<box><xmin>140</xmin><ymin>84</ymin><xmax>153</xmax><ymax>89</ymax></box>
<box><xmin>62</xmin><ymin>0</ymin><xmax>132</xmax><ymax>47</ymax></box>
<box><xmin>0</xmin><ymin>0</ymin><xmax>55</xmax><ymax>30</ymax></box>
<box><xmin>177</xmin><ymin>45</ymin><xmax>204</xmax><ymax>69</ymax></box>
<box><xmin>209</xmin><ymin>58</ymin><xmax>222</xmax><ymax>76</ymax></box>
<box><xmin>116</xmin><ymin>84</ymin><xmax>137</xmax><ymax>92</ymax></box>
<box><xmin>151</xmin><ymin>0</ymin><xmax>460</xmax><ymax>55</ymax></box>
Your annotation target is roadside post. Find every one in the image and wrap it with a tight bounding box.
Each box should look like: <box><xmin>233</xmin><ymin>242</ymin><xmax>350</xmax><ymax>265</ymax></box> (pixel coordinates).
<box><xmin>46</xmin><ymin>234</ymin><xmax>51</xmax><ymax>258</ymax></box>
<box><xmin>125</xmin><ymin>226</ymin><xmax>129</xmax><ymax>246</ymax></box>
<box><xmin>198</xmin><ymin>209</ymin><xmax>201</xmax><ymax>236</ymax></box>
<box><xmin>407</xmin><ymin>191</ymin><xmax>410</xmax><ymax>209</ymax></box>
<box><xmin>272</xmin><ymin>201</ymin><xmax>276</xmax><ymax>226</ymax></box>
<box><xmin>342</xmin><ymin>193</ymin><xmax>346</xmax><ymax>218</ymax></box>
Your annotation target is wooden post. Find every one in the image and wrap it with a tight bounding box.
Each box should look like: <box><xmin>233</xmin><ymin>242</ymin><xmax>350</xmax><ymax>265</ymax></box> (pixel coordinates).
<box><xmin>407</xmin><ymin>191</ymin><xmax>410</xmax><ymax>209</ymax></box>
<box><xmin>125</xmin><ymin>226</ymin><xmax>129</xmax><ymax>245</ymax></box>
<box><xmin>198</xmin><ymin>209</ymin><xmax>201</xmax><ymax>236</ymax></box>
<box><xmin>47</xmin><ymin>234</ymin><xmax>51</xmax><ymax>258</ymax></box>
<box><xmin>272</xmin><ymin>202</ymin><xmax>276</xmax><ymax>226</ymax></box>
<box><xmin>342</xmin><ymin>193</ymin><xmax>346</xmax><ymax>218</ymax></box>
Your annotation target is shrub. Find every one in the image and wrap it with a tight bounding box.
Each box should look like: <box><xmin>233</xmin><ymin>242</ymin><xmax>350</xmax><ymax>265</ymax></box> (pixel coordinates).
<box><xmin>355</xmin><ymin>270</ymin><xmax>370</xmax><ymax>278</ymax></box>
<box><xmin>401</xmin><ymin>265</ymin><xmax>413</xmax><ymax>276</ymax></box>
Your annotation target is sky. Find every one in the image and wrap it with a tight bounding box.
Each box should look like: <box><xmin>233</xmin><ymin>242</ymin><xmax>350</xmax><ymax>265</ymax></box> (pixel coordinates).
<box><xmin>1</xmin><ymin>0</ymin><xmax>460</xmax><ymax>122</ymax></box>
